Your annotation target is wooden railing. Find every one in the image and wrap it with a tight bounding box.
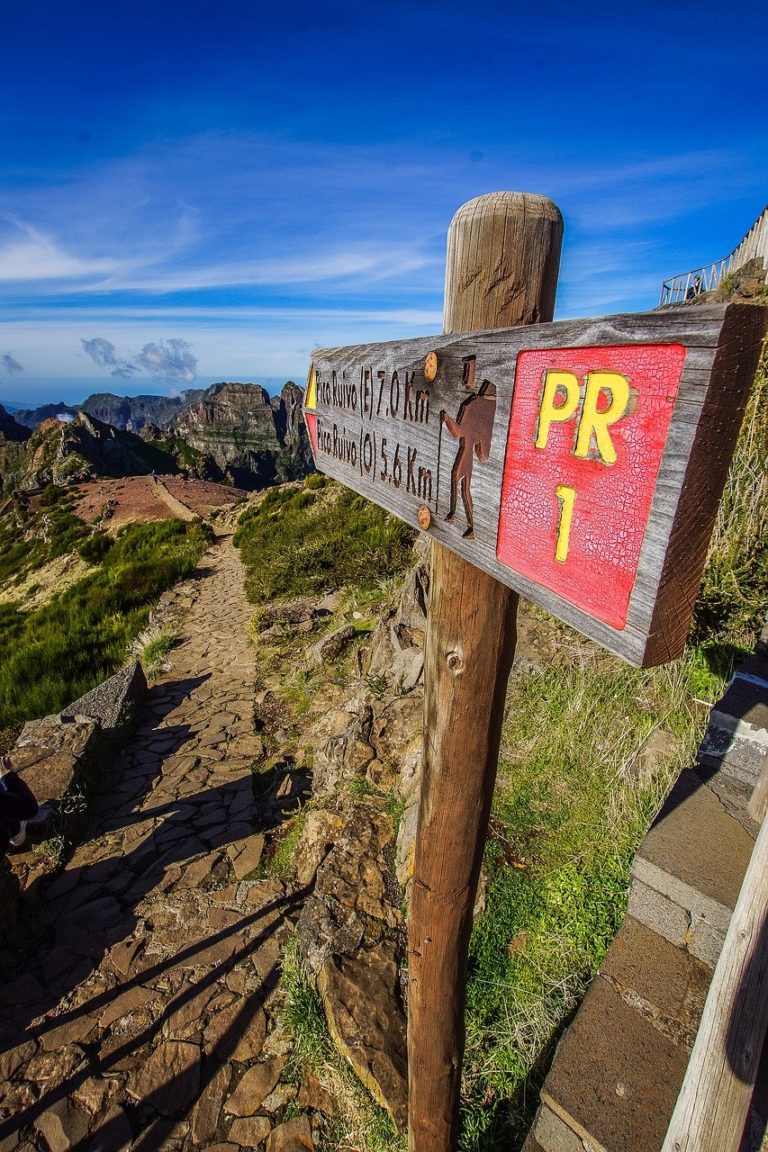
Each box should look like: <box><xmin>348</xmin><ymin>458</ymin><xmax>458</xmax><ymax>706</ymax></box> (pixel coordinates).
<box><xmin>660</xmin><ymin>204</ymin><xmax>768</xmax><ymax>306</ymax></box>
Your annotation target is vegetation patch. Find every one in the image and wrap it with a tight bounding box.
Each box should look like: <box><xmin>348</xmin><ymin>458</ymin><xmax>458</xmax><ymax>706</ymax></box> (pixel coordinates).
<box><xmin>0</xmin><ymin>517</ymin><xmax>210</xmax><ymax>730</ymax></box>
<box><xmin>458</xmin><ymin>652</ymin><xmax>704</xmax><ymax>1147</ymax></box>
<box><xmin>131</xmin><ymin>624</ymin><xmax>179</xmax><ymax>680</ymax></box>
<box><xmin>691</xmin><ymin>345</ymin><xmax>767</xmax><ymax>662</ymax></box>
<box><xmin>0</xmin><ymin>485</ymin><xmax>90</xmax><ymax>590</ymax></box>
<box><xmin>280</xmin><ymin>936</ymin><xmax>405</xmax><ymax>1152</ymax></box>
<box><xmin>234</xmin><ymin>480</ymin><xmax>414</xmax><ymax>601</ymax></box>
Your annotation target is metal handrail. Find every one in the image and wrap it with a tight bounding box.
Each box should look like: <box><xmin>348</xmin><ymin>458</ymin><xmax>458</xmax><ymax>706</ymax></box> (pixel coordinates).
<box><xmin>659</xmin><ymin>204</ymin><xmax>768</xmax><ymax>307</ymax></box>
<box><xmin>659</xmin><ymin>260</ymin><xmax>731</xmax><ymax>306</ymax></box>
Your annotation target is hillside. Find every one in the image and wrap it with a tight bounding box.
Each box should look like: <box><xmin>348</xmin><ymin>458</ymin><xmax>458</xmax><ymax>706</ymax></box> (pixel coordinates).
<box><xmin>12</xmin><ymin>411</ymin><xmax>179</xmax><ymax>491</ymax></box>
<box><xmin>0</xmin><ymin>405</ymin><xmax>31</xmax><ymax>494</ymax></box>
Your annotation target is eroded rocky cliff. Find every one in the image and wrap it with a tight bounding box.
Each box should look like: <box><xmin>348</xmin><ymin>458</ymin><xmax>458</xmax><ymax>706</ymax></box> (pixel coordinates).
<box><xmin>171</xmin><ymin>381</ymin><xmax>311</xmax><ymax>489</ymax></box>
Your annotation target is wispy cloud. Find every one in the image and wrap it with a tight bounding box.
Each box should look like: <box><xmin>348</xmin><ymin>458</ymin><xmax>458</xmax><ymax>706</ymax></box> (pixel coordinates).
<box><xmin>2</xmin><ymin>353</ymin><xmax>23</xmax><ymax>376</ymax></box>
<box><xmin>0</xmin><ymin>218</ymin><xmax>117</xmax><ymax>283</ymax></box>
<box><xmin>81</xmin><ymin>336</ymin><xmax>140</xmax><ymax>379</ymax></box>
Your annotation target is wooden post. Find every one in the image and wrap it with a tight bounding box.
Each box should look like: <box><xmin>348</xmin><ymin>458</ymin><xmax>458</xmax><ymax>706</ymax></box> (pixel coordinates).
<box><xmin>407</xmin><ymin>193</ymin><xmax>563</xmax><ymax>1152</ymax></box>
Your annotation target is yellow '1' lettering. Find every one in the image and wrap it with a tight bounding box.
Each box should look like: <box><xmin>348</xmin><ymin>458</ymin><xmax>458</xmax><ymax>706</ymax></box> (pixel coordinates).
<box><xmin>555</xmin><ymin>484</ymin><xmax>576</xmax><ymax>563</ymax></box>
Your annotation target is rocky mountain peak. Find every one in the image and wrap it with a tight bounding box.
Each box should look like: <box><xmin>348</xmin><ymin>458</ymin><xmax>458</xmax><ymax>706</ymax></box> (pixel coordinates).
<box><xmin>171</xmin><ymin>380</ymin><xmax>312</xmax><ymax>489</ymax></box>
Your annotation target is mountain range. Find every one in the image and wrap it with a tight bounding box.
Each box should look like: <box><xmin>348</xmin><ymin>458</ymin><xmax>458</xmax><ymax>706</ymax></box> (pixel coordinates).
<box><xmin>0</xmin><ymin>380</ymin><xmax>311</xmax><ymax>494</ymax></box>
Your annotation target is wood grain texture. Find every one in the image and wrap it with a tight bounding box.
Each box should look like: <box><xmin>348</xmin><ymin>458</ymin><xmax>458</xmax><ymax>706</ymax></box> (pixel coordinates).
<box><xmin>407</xmin><ymin>192</ymin><xmax>562</xmax><ymax>1152</ymax></box>
<box><xmin>306</xmin><ymin>304</ymin><xmax>767</xmax><ymax>666</ymax></box>
<box><xmin>661</xmin><ymin>810</ymin><xmax>768</xmax><ymax>1152</ymax></box>
<box><xmin>747</xmin><ymin>760</ymin><xmax>768</xmax><ymax>824</ymax></box>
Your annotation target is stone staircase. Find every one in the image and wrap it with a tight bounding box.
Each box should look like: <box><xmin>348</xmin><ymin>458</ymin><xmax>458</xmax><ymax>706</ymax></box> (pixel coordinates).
<box><xmin>524</xmin><ymin>627</ymin><xmax>768</xmax><ymax>1152</ymax></box>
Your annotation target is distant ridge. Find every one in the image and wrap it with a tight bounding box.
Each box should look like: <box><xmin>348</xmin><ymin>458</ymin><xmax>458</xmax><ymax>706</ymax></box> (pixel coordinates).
<box><xmin>14</xmin><ymin>389</ymin><xmax>205</xmax><ymax>433</ymax></box>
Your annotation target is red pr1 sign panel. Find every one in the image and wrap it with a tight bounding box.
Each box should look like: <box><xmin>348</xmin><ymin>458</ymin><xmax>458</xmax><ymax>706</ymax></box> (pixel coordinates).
<box><xmin>497</xmin><ymin>343</ymin><xmax>686</xmax><ymax>630</ymax></box>
<box><xmin>305</xmin><ymin>304</ymin><xmax>766</xmax><ymax>667</ymax></box>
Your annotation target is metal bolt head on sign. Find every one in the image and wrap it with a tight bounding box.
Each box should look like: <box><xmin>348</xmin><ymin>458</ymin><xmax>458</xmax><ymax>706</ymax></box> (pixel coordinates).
<box><xmin>304</xmin><ymin>303</ymin><xmax>766</xmax><ymax>667</ymax></box>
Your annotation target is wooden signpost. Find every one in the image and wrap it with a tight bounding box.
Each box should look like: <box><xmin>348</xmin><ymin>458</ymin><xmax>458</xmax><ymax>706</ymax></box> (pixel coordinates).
<box><xmin>303</xmin><ymin>192</ymin><xmax>767</xmax><ymax>1151</ymax></box>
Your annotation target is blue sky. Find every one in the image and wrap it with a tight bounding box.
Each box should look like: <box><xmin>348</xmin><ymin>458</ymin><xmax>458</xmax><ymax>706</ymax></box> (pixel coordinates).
<box><xmin>1</xmin><ymin>0</ymin><xmax>765</xmax><ymax>406</ymax></box>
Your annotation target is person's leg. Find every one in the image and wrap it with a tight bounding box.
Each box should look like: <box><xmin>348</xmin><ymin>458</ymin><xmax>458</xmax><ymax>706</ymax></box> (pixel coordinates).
<box><xmin>0</xmin><ymin>767</ymin><xmax>39</xmax><ymax>847</ymax></box>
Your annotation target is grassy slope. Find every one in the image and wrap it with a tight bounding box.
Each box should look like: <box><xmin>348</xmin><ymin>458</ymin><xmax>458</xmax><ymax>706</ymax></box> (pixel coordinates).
<box><xmin>0</xmin><ymin>503</ymin><xmax>211</xmax><ymax>736</ymax></box>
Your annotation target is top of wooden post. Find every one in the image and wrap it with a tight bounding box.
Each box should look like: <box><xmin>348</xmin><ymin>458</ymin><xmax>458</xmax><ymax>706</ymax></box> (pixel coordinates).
<box><xmin>444</xmin><ymin>191</ymin><xmax>564</xmax><ymax>334</ymax></box>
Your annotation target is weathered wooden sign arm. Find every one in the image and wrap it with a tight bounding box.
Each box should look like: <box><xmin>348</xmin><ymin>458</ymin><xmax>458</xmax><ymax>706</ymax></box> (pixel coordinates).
<box><xmin>306</xmin><ymin>305</ymin><xmax>766</xmax><ymax>668</ymax></box>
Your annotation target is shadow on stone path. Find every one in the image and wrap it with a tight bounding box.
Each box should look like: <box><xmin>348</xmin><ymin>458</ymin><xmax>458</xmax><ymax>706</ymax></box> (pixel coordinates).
<box><xmin>0</xmin><ymin>530</ymin><xmax>305</xmax><ymax>1152</ymax></box>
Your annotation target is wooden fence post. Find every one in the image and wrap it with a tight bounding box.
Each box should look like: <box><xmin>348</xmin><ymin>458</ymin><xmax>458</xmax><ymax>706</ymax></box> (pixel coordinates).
<box><xmin>407</xmin><ymin>192</ymin><xmax>563</xmax><ymax>1152</ymax></box>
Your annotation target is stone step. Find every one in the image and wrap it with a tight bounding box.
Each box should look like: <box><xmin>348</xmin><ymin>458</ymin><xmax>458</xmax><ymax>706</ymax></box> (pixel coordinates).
<box><xmin>533</xmin><ymin>915</ymin><xmax>711</xmax><ymax>1152</ymax></box>
<box><xmin>629</xmin><ymin>765</ymin><xmax>755</xmax><ymax>966</ymax></box>
<box><xmin>525</xmin><ymin>639</ymin><xmax>768</xmax><ymax>1152</ymax></box>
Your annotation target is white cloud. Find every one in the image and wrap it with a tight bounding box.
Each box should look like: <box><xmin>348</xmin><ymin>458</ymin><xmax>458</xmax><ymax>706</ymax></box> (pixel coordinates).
<box><xmin>0</xmin><ymin>219</ymin><xmax>116</xmax><ymax>283</ymax></box>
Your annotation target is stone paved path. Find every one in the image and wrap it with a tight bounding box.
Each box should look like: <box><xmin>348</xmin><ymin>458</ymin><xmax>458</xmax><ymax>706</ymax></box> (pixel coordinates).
<box><xmin>0</xmin><ymin>529</ymin><xmax>303</xmax><ymax>1152</ymax></box>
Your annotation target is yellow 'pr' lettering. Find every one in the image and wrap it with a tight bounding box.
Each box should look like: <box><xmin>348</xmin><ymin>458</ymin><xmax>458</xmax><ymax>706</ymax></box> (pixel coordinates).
<box><xmin>574</xmin><ymin>372</ymin><xmax>630</xmax><ymax>465</ymax></box>
<box><xmin>535</xmin><ymin>371</ymin><xmax>580</xmax><ymax>450</ymax></box>
<box><xmin>555</xmin><ymin>485</ymin><xmax>576</xmax><ymax>563</ymax></box>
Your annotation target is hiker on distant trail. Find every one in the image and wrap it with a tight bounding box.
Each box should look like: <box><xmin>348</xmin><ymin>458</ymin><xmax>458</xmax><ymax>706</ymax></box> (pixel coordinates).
<box><xmin>442</xmin><ymin>360</ymin><xmax>497</xmax><ymax>540</ymax></box>
<box><xmin>0</xmin><ymin>754</ymin><xmax>39</xmax><ymax>857</ymax></box>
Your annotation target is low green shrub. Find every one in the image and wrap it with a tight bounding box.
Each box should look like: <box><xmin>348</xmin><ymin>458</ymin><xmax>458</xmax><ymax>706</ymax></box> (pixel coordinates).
<box><xmin>77</xmin><ymin>532</ymin><xmax>113</xmax><ymax>565</ymax></box>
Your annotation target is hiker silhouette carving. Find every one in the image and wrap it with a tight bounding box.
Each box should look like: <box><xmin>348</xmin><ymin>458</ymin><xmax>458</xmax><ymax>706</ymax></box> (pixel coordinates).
<box><xmin>441</xmin><ymin>357</ymin><xmax>497</xmax><ymax>540</ymax></box>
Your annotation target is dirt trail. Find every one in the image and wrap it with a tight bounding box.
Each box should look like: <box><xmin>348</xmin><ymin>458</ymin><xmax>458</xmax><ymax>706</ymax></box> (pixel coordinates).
<box><xmin>0</xmin><ymin>530</ymin><xmax>300</xmax><ymax>1151</ymax></box>
<box><xmin>150</xmin><ymin>476</ymin><xmax>199</xmax><ymax>522</ymax></box>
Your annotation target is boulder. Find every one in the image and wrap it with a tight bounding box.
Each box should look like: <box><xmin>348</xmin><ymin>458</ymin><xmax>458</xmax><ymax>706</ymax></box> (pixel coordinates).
<box><xmin>297</xmin><ymin>892</ymin><xmax>366</xmax><ymax>981</ymax></box>
<box><xmin>294</xmin><ymin>810</ymin><xmax>345</xmax><ymax>887</ymax></box>
<box><xmin>13</xmin><ymin>714</ymin><xmax>100</xmax><ymax>803</ymax></box>
<box><xmin>318</xmin><ymin>941</ymin><xmax>407</xmax><ymax>1131</ymax></box>
<box><xmin>61</xmin><ymin>660</ymin><xmax>146</xmax><ymax>737</ymax></box>
<box><xmin>310</xmin><ymin>625</ymin><xmax>355</xmax><ymax>667</ymax></box>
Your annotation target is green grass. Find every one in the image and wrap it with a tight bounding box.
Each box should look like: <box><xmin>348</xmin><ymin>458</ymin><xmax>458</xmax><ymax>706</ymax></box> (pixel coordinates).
<box><xmin>0</xmin><ymin>517</ymin><xmax>211</xmax><ymax>729</ymax></box>
<box><xmin>691</xmin><ymin>346</ymin><xmax>767</xmax><ymax>656</ymax></box>
<box><xmin>268</xmin><ymin>806</ymin><xmax>311</xmax><ymax>880</ymax></box>
<box><xmin>131</xmin><ymin>624</ymin><xmax>179</xmax><ymax>680</ymax></box>
<box><xmin>234</xmin><ymin>480</ymin><xmax>414</xmax><ymax>602</ymax></box>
